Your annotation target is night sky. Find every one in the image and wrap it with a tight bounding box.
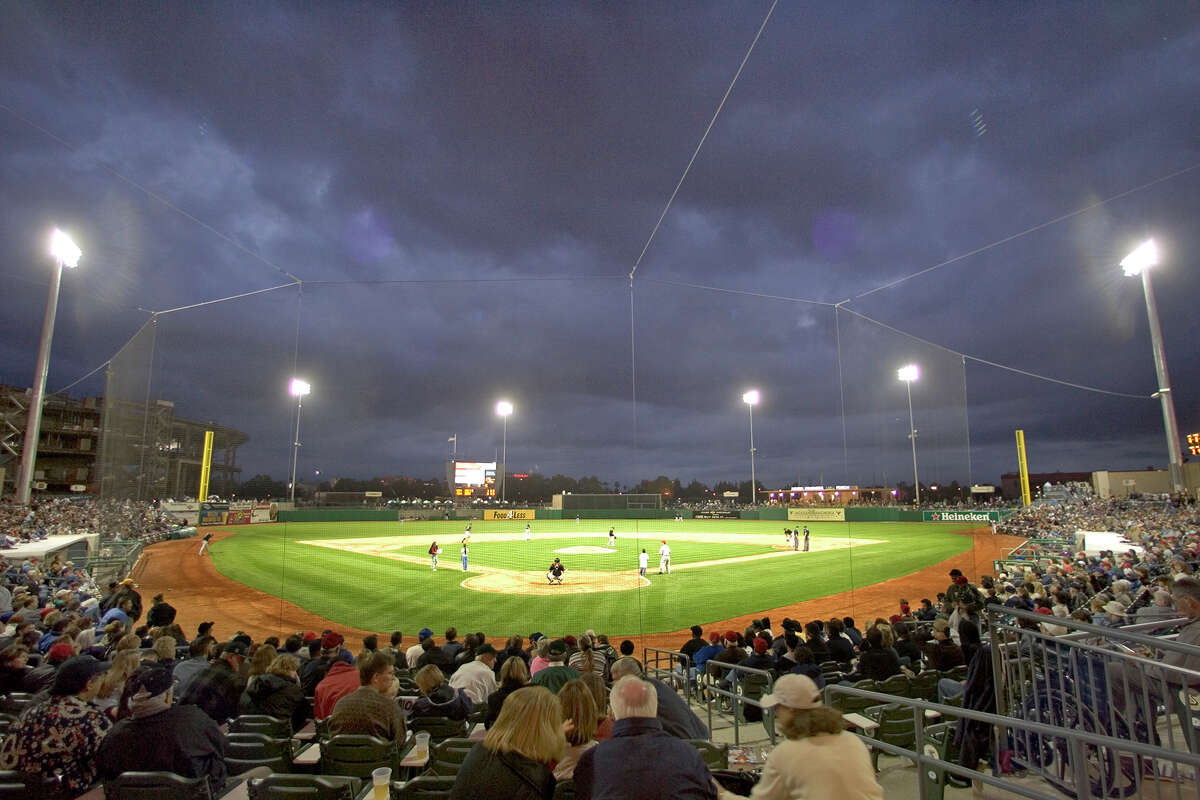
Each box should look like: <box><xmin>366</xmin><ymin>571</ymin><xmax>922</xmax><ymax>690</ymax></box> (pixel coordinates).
<box><xmin>1</xmin><ymin>2</ymin><xmax>1198</xmax><ymax>491</ymax></box>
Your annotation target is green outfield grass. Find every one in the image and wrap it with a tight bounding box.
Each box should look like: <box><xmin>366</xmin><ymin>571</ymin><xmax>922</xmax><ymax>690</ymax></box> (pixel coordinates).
<box><xmin>209</xmin><ymin>519</ymin><xmax>974</xmax><ymax>636</ymax></box>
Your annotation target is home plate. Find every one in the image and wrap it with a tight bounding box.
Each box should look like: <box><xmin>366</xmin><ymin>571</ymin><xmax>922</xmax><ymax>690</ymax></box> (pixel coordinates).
<box><xmin>556</xmin><ymin>546</ymin><xmax>615</xmax><ymax>555</ymax></box>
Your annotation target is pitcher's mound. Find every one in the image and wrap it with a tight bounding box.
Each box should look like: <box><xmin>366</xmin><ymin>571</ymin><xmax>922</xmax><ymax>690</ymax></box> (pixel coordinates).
<box><xmin>463</xmin><ymin>570</ymin><xmax>648</xmax><ymax>595</ymax></box>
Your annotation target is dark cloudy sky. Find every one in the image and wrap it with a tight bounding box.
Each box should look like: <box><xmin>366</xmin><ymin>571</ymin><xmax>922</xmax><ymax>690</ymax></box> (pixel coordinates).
<box><xmin>1</xmin><ymin>2</ymin><xmax>1198</xmax><ymax>491</ymax></box>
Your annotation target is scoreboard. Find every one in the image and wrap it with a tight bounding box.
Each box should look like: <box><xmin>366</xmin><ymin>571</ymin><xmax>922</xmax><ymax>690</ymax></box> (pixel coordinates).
<box><xmin>453</xmin><ymin>461</ymin><xmax>497</xmax><ymax>497</ymax></box>
<box><xmin>1189</xmin><ymin>433</ymin><xmax>1200</xmax><ymax>457</ymax></box>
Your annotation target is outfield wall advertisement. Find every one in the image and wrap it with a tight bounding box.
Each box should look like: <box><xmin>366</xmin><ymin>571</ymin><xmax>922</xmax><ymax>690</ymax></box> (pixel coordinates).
<box><xmin>787</xmin><ymin>508</ymin><xmax>847</xmax><ymax>522</ymax></box>
<box><xmin>483</xmin><ymin>509</ymin><xmax>536</xmax><ymax>520</ymax></box>
<box><xmin>922</xmin><ymin>510</ymin><xmax>998</xmax><ymax>523</ymax></box>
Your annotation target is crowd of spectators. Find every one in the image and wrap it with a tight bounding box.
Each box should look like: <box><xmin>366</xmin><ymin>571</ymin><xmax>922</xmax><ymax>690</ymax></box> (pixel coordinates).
<box><xmin>2</xmin><ymin>494</ymin><xmax>1198</xmax><ymax>797</ymax></box>
<box><xmin>0</xmin><ymin>497</ymin><xmax>182</xmax><ymax>548</ymax></box>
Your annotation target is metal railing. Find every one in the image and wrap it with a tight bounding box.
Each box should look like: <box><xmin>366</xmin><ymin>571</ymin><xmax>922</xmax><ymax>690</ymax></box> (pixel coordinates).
<box><xmin>988</xmin><ymin>605</ymin><xmax>1200</xmax><ymax>795</ymax></box>
<box><xmin>699</xmin><ymin>660</ymin><xmax>777</xmax><ymax>746</ymax></box>
<box><xmin>827</xmin><ymin>683</ymin><xmax>1200</xmax><ymax>800</ymax></box>
<box><xmin>643</xmin><ymin>646</ymin><xmax>695</xmax><ymax>704</ymax></box>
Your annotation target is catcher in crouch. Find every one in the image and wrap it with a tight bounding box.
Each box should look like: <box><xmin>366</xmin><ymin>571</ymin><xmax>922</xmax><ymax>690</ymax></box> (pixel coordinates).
<box><xmin>547</xmin><ymin>557</ymin><xmax>567</xmax><ymax>584</ymax></box>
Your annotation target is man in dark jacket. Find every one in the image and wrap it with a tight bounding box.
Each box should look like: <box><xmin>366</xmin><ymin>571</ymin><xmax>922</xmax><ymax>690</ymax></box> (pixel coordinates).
<box><xmin>145</xmin><ymin>593</ymin><xmax>177</xmax><ymax>627</ymax></box>
<box><xmin>180</xmin><ymin>639</ymin><xmax>247</xmax><ymax>723</ymax></box>
<box><xmin>98</xmin><ymin>667</ymin><xmax>228</xmax><ymax>794</ymax></box>
<box><xmin>574</xmin><ymin>676</ymin><xmax>717</xmax><ymax>799</ymax></box>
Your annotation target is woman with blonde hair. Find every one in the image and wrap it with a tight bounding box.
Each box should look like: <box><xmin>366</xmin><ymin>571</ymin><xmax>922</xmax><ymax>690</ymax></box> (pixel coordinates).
<box><xmin>529</xmin><ymin>637</ymin><xmax>551</xmax><ymax>676</ymax></box>
<box><xmin>247</xmin><ymin>643</ymin><xmax>277</xmax><ymax>684</ymax></box>
<box><xmin>94</xmin><ymin>650</ymin><xmax>142</xmax><ymax>713</ymax></box>
<box><xmin>411</xmin><ymin>663</ymin><xmax>472</xmax><ymax>721</ymax></box>
<box><xmin>450</xmin><ymin>686</ymin><xmax>562</xmax><ymax>799</ymax></box>
<box><xmin>554</xmin><ymin>680</ymin><xmax>599</xmax><ymax>780</ymax></box>
<box><xmin>145</xmin><ymin>635</ymin><xmax>178</xmax><ymax>670</ymax></box>
<box><xmin>241</xmin><ymin>653</ymin><xmax>308</xmax><ymax>731</ymax></box>
<box><xmin>749</xmin><ymin>674</ymin><xmax>882</xmax><ymax>799</ymax></box>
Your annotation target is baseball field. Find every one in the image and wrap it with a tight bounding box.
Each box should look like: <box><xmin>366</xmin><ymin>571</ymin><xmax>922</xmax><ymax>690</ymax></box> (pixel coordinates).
<box><xmin>199</xmin><ymin>518</ymin><xmax>980</xmax><ymax>636</ymax></box>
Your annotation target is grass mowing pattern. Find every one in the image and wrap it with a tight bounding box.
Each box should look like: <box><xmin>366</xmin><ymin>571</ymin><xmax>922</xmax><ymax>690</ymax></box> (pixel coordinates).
<box><xmin>210</xmin><ymin>519</ymin><xmax>972</xmax><ymax>635</ymax></box>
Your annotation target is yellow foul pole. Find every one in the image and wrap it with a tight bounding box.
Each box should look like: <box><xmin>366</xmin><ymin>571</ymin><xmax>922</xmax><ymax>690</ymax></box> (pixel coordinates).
<box><xmin>1015</xmin><ymin>429</ymin><xmax>1031</xmax><ymax>507</ymax></box>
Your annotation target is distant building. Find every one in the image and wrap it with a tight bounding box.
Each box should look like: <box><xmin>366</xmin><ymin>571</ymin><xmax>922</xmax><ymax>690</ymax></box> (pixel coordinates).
<box><xmin>999</xmin><ymin>471</ymin><xmax>1092</xmax><ymax>500</ymax></box>
<box><xmin>0</xmin><ymin>384</ymin><xmax>246</xmax><ymax>499</ymax></box>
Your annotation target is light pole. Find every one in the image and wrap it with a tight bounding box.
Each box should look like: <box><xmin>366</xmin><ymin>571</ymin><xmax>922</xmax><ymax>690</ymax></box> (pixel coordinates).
<box><xmin>1121</xmin><ymin>239</ymin><xmax>1185</xmax><ymax>494</ymax></box>
<box><xmin>897</xmin><ymin>364</ymin><xmax>920</xmax><ymax>506</ymax></box>
<box><xmin>743</xmin><ymin>390</ymin><xmax>760</xmax><ymax>506</ymax></box>
<box><xmin>16</xmin><ymin>229</ymin><xmax>82</xmax><ymax>505</ymax></box>
<box><xmin>288</xmin><ymin>378</ymin><xmax>310</xmax><ymax>504</ymax></box>
<box><xmin>495</xmin><ymin>400</ymin><xmax>513</xmax><ymax>503</ymax></box>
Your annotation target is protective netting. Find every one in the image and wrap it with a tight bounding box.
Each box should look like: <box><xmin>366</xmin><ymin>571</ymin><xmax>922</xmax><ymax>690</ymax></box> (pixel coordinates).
<box><xmin>93</xmin><ymin>276</ymin><xmax>990</xmax><ymax>637</ymax></box>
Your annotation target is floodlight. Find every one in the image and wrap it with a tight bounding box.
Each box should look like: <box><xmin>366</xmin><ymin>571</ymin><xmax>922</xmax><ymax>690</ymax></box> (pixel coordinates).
<box><xmin>897</xmin><ymin>364</ymin><xmax>919</xmax><ymax>383</ymax></box>
<box><xmin>495</xmin><ymin>400</ymin><xmax>513</xmax><ymax>417</ymax></box>
<box><xmin>50</xmin><ymin>228</ymin><xmax>81</xmax><ymax>268</ymax></box>
<box><xmin>1120</xmin><ymin>239</ymin><xmax>1158</xmax><ymax>277</ymax></box>
<box><xmin>742</xmin><ymin>389</ymin><xmax>760</xmax><ymax>406</ymax></box>
<box><xmin>289</xmin><ymin>378</ymin><xmax>311</xmax><ymax>397</ymax></box>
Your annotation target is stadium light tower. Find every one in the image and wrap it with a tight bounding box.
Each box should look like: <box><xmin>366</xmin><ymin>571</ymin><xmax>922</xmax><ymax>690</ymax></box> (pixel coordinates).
<box><xmin>496</xmin><ymin>400</ymin><xmax>513</xmax><ymax>503</ymax></box>
<box><xmin>16</xmin><ymin>229</ymin><xmax>82</xmax><ymax>506</ymax></box>
<box><xmin>743</xmin><ymin>389</ymin><xmax>760</xmax><ymax>506</ymax></box>
<box><xmin>897</xmin><ymin>364</ymin><xmax>920</xmax><ymax>506</ymax></box>
<box><xmin>1121</xmin><ymin>239</ymin><xmax>1185</xmax><ymax>494</ymax></box>
<box><xmin>288</xmin><ymin>378</ymin><xmax>311</xmax><ymax>504</ymax></box>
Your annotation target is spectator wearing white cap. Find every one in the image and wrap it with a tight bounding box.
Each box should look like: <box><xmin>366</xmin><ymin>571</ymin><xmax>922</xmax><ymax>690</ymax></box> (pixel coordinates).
<box><xmin>741</xmin><ymin>674</ymin><xmax>883</xmax><ymax>800</ymax></box>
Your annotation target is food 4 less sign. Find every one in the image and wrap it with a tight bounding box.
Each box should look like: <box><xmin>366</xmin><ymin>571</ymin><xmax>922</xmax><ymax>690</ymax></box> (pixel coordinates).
<box><xmin>923</xmin><ymin>511</ymin><xmax>998</xmax><ymax>523</ymax></box>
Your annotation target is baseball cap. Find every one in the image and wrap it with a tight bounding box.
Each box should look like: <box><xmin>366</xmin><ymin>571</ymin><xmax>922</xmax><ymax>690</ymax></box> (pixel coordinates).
<box><xmin>302</xmin><ymin>631</ymin><xmax>319</xmax><ymax>643</ymax></box>
<box><xmin>47</xmin><ymin>641</ymin><xmax>75</xmax><ymax>663</ymax></box>
<box><xmin>1103</xmin><ymin>601</ymin><xmax>1126</xmax><ymax>617</ymax></box>
<box><xmin>418</xmin><ymin>628</ymin><xmax>433</xmax><ymax>640</ymax></box>
<box><xmin>224</xmin><ymin>640</ymin><xmax>249</xmax><ymax>657</ymax></box>
<box><xmin>52</xmin><ymin>655</ymin><xmax>110</xmax><ymax>696</ymax></box>
<box><xmin>752</xmin><ymin>637</ymin><xmax>768</xmax><ymax>654</ymax></box>
<box><xmin>548</xmin><ymin>639</ymin><xmax>568</xmax><ymax>657</ymax></box>
<box><xmin>724</xmin><ymin>630</ymin><xmax>739</xmax><ymax>643</ymax></box>
<box><xmin>131</xmin><ymin>667</ymin><xmax>174</xmax><ymax>698</ymax></box>
<box><xmin>708</xmin><ymin>632</ymin><xmax>721</xmax><ymax>644</ymax></box>
<box><xmin>321</xmin><ymin>632</ymin><xmax>343</xmax><ymax>651</ymax></box>
<box><xmin>948</xmin><ymin>569</ymin><xmax>963</xmax><ymax>578</ymax></box>
<box><xmin>759</xmin><ymin>674</ymin><xmax>823</xmax><ymax>710</ymax></box>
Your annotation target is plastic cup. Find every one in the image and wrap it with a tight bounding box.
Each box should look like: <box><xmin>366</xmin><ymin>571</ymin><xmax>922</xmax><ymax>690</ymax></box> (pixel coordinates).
<box><xmin>372</xmin><ymin>766</ymin><xmax>391</xmax><ymax>800</ymax></box>
<box><xmin>415</xmin><ymin>731</ymin><xmax>431</xmax><ymax>754</ymax></box>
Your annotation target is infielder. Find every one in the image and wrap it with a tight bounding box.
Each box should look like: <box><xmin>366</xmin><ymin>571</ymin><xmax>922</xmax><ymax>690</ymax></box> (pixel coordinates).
<box><xmin>525</xmin><ymin>523</ymin><xmax>532</xmax><ymax>542</ymax></box>
<box><xmin>639</xmin><ymin>549</ymin><xmax>648</xmax><ymax>576</ymax></box>
<box><xmin>429</xmin><ymin>541</ymin><xmax>440</xmax><ymax>570</ymax></box>
<box><xmin>608</xmin><ymin>527</ymin><xmax>616</xmax><ymax>546</ymax></box>
<box><xmin>658</xmin><ymin>540</ymin><xmax>671</xmax><ymax>574</ymax></box>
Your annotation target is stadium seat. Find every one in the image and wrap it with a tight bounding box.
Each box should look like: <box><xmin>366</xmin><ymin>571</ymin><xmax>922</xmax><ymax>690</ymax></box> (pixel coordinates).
<box><xmin>908</xmin><ymin>669</ymin><xmax>940</xmax><ymax>702</ymax></box>
<box><xmin>920</xmin><ymin>721</ymin><xmax>972</xmax><ymax>800</ymax></box>
<box><xmin>103</xmin><ymin>770</ymin><xmax>212</xmax><ymax>800</ymax></box>
<box><xmin>0</xmin><ymin>770</ymin><xmax>60</xmax><ymax>800</ymax></box>
<box><xmin>864</xmin><ymin>702</ymin><xmax>918</xmax><ymax>771</ymax></box>
<box><xmin>247</xmin><ymin>773</ymin><xmax>363</xmax><ymax>800</ymax></box>
<box><xmin>230</xmin><ymin>714</ymin><xmax>293</xmax><ymax>739</ymax></box>
<box><xmin>0</xmin><ymin>693</ymin><xmax>33</xmax><ymax>715</ymax></box>
<box><xmin>408</xmin><ymin>716</ymin><xmax>467</xmax><ymax>743</ymax></box>
<box><xmin>827</xmin><ymin>681</ymin><xmax>878</xmax><ymax>716</ymax></box>
<box><xmin>226</xmin><ymin>732</ymin><xmax>293</xmax><ymax>775</ymax></box>
<box><xmin>391</xmin><ymin>774</ymin><xmax>455</xmax><ymax>798</ymax></box>
<box><xmin>422</xmin><ymin>738</ymin><xmax>475</xmax><ymax>776</ymax></box>
<box><xmin>876</xmin><ymin>674</ymin><xmax>911</xmax><ymax>697</ymax></box>
<box><xmin>686</xmin><ymin>739</ymin><xmax>729</xmax><ymax>770</ymax></box>
<box><xmin>319</xmin><ymin>735</ymin><xmax>404</xmax><ymax>779</ymax></box>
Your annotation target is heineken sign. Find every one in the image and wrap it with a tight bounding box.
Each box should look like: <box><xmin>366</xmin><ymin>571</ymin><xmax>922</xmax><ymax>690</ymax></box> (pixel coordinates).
<box><xmin>923</xmin><ymin>510</ymin><xmax>998</xmax><ymax>523</ymax></box>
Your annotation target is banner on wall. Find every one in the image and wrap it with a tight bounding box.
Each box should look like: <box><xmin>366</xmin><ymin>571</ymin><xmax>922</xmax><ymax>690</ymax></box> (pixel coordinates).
<box><xmin>199</xmin><ymin>502</ymin><xmax>229</xmax><ymax>525</ymax></box>
<box><xmin>787</xmin><ymin>508</ymin><xmax>846</xmax><ymax>522</ymax></box>
<box><xmin>483</xmin><ymin>509</ymin><xmax>536</xmax><ymax>520</ymax></box>
<box><xmin>227</xmin><ymin>510</ymin><xmax>252</xmax><ymax>524</ymax></box>
<box><xmin>694</xmin><ymin>510</ymin><xmax>739</xmax><ymax>519</ymax></box>
<box><xmin>922</xmin><ymin>510</ymin><xmax>998</xmax><ymax>523</ymax></box>
<box><xmin>251</xmin><ymin>503</ymin><xmax>276</xmax><ymax>523</ymax></box>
